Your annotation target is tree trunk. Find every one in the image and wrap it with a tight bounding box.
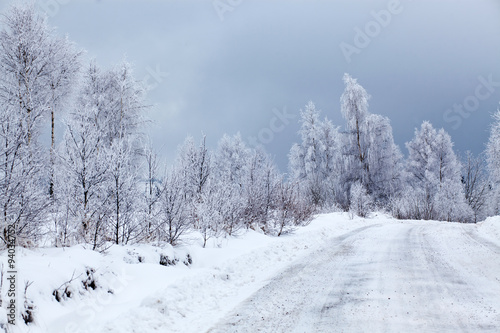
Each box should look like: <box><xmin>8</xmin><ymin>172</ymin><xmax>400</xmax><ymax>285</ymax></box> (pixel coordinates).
<box><xmin>49</xmin><ymin>108</ymin><xmax>55</xmax><ymax>197</ymax></box>
<box><xmin>115</xmin><ymin>177</ymin><xmax>120</xmax><ymax>245</ymax></box>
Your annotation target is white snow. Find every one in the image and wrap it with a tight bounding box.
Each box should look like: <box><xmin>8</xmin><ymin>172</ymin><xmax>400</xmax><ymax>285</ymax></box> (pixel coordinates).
<box><xmin>477</xmin><ymin>215</ymin><xmax>500</xmax><ymax>245</ymax></box>
<box><xmin>1</xmin><ymin>213</ymin><xmax>500</xmax><ymax>332</ymax></box>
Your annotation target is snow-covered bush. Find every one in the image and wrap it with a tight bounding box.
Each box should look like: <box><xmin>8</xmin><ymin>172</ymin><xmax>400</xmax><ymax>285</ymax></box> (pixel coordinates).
<box><xmin>390</xmin><ymin>184</ymin><xmax>435</xmax><ymax>220</ymax></box>
<box><xmin>159</xmin><ymin>254</ymin><xmax>179</xmax><ymax>267</ymax></box>
<box><xmin>349</xmin><ymin>181</ymin><xmax>372</xmax><ymax>218</ymax></box>
<box><xmin>265</xmin><ymin>181</ymin><xmax>313</xmax><ymax>236</ymax></box>
<box><xmin>434</xmin><ymin>180</ymin><xmax>474</xmax><ymax>223</ymax></box>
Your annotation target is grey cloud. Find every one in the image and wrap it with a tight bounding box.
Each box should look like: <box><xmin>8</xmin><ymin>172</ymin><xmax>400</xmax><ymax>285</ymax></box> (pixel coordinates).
<box><xmin>7</xmin><ymin>0</ymin><xmax>500</xmax><ymax>168</ymax></box>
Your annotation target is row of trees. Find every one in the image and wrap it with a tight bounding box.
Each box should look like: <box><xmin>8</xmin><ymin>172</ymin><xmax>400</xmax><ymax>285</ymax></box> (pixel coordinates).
<box><xmin>0</xmin><ymin>4</ymin><xmax>81</xmax><ymax>246</ymax></box>
<box><xmin>0</xmin><ymin>4</ymin><xmax>311</xmax><ymax>250</ymax></box>
<box><xmin>290</xmin><ymin>74</ymin><xmax>494</xmax><ymax>223</ymax></box>
<box><xmin>0</xmin><ymin>4</ymin><xmax>499</xmax><ymax>251</ymax></box>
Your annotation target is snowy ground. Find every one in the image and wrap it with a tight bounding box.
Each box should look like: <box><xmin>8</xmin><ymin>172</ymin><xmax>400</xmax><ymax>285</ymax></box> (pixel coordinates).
<box><xmin>2</xmin><ymin>213</ymin><xmax>500</xmax><ymax>333</ymax></box>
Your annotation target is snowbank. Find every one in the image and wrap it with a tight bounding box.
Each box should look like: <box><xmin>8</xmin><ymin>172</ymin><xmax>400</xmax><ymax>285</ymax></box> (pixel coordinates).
<box><xmin>476</xmin><ymin>216</ymin><xmax>500</xmax><ymax>245</ymax></box>
<box><xmin>0</xmin><ymin>213</ymin><xmax>390</xmax><ymax>333</ymax></box>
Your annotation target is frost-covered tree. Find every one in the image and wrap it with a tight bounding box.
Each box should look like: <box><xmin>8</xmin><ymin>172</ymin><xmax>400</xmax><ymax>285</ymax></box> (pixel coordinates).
<box><xmin>402</xmin><ymin>121</ymin><xmax>471</xmax><ymax>222</ymax></box>
<box><xmin>267</xmin><ymin>180</ymin><xmax>313</xmax><ymax>236</ymax></box>
<box><xmin>340</xmin><ymin>73</ymin><xmax>370</xmax><ymax>187</ymax></box>
<box><xmin>0</xmin><ymin>106</ymin><xmax>49</xmax><ymax>245</ymax></box>
<box><xmin>365</xmin><ymin>114</ymin><xmax>403</xmax><ymax>201</ymax></box>
<box><xmin>176</xmin><ymin>135</ymin><xmax>211</xmax><ymax>202</ymax></box>
<box><xmin>103</xmin><ymin>62</ymin><xmax>147</xmax><ymax>244</ymax></box>
<box><xmin>213</xmin><ymin>133</ymin><xmax>249</xmax><ymax>187</ymax></box>
<box><xmin>289</xmin><ymin>101</ymin><xmax>341</xmax><ymax>208</ymax></box>
<box><xmin>217</xmin><ymin>180</ymin><xmax>246</xmax><ymax>236</ymax></box>
<box><xmin>157</xmin><ymin>167</ymin><xmax>189</xmax><ymax>245</ymax></box>
<box><xmin>269</xmin><ymin>181</ymin><xmax>297</xmax><ymax>237</ymax></box>
<box><xmin>193</xmin><ymin>178</ymin><xmax>225</xmax><ymax>247</ymax></box>
<box><xmin>289</xmin><ymin>101</ymin><xmax>323</xmax><ymax>206</ymax></box>
<box><xmin>141</xmin><ymin>142</ymin><xmax>162</xmax><ymax>240</ymax></box>
<box><xmin>242</xmin><ymin>148</ymin><xmax>281</xmax><ymax>230</ymax></box>
<box><xmin>104</xmin><ymin>61</ymin><xmax>146</xmax><ymax>144</ymax></box>
<box><xmin>462</xmin><ymin>151</ymin><xmax>489</xmax><ymax>222</ymax></box>
<box><xmin>320</xmin><ymin>118</ymin><xmax>342</xmax><ymax>205</ymax></box>
<box><xmin>211</xmin><ymin>133</ymin><xmax>250</xmax><ymax>234</ymax></box>
<box><xmin>57</xmin><ymin>60</ymin><xmax>148</xmax><ymax>247</ymax></box>
<box><xmin>339</xmin><ymin>74</ymin><xmax>402</xmax><ymax>206</ymax></box>
<box><xmin>47</xmin><ymin>36</ymin><xmax>82</xmax><ymax>197</ymax></box>
<box><xmin>57</xmin><ymin>63</ymin><xmax>110</xmax><ymax>248</ymax></box>
<box><xmin>0</xmin><ymin>4</ymin><xmax>53</xmax><ymax>143</ymax></box>
<box><xmin>107</xmin><ymin>137</ymin><xmax>142</xmax><ymax>245</ymax></box>
<box><xmin>0</xmin><ymin>4</ymin><xmax>57</xmax><ymax>245</ymax></box>
<box><xmin>58</xmin><ymin>103</ymin><xmax>110</xmax><ymax>249</ymax></box>
<box><xmin>486</xmin><ymin>106</ymin><xmax>500</xmax><ymax>215</ymax></box>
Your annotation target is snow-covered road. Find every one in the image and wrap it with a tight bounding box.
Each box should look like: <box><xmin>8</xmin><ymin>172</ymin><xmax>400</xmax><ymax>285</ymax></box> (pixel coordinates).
<box><xmin>208</xmin><ymin>222</ymin><xmax>500</xmax><ymax>332</ymax></box>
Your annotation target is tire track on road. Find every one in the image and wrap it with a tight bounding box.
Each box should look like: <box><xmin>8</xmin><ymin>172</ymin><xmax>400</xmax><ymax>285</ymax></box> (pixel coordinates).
<box><xmin>419</xmin><ymin>224</ymin><xmax>499</xmax><ymax>332</ymax></box>
<box><xmin>461</xmin><ymin>224</ymin><xmax>500</xmax><ymax>256</ymax></box>
<box><xmin>207</xmin><ymin>223</ymin><xmax>383</xmax><ymax>333</ymax></box>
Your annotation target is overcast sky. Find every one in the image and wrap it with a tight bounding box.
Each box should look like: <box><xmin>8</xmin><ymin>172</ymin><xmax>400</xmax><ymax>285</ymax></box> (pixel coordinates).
<box><xmin>3</xmin><ymin>0</ymin><xmax>500</xmax><ymax>171</ymax></box>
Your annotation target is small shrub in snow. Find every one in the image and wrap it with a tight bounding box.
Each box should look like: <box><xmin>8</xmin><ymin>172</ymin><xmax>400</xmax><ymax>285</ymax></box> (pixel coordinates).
<box><xmin>183</xmin><ymin>254</ymin><xmax>193</xmax><ymax>266</ymax></box>
<box><xmin>22</xmin><ymin>303</ymin><xmax>35</xmax><ymax>325</ymax></box>
<box><xmin>159</xmin><ymin>254</ymin><xmax>179</xmax><ymax>266</ymax></box>
<box><xmin>52</xmin><ymin>285</ymin><xmax>73</xmax><ymax>302</ymax></box>
<box><xmin>82</xmin><ymin>268</ymin><xmax>97</xmax><ymax>290</ymax></box>
<box><xmin>389</xmin><ymin>187</ymin><xmax>423</xmax><ymax>220</ymax></box>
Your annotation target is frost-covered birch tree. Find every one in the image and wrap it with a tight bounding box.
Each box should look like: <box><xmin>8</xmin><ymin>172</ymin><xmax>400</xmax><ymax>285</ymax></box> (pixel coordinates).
<box><xmin>47</xmin><ymin>36</ymin><xmax>82</xmax><ymax>198</ymax></box>
<box><xmin>141</xmin><ymin>142</ymin><xmax>162</xmax><ymax>240</ymax></box>
<box><xmin>0</xmin><ymin>4</ymin><xmax>55</xmax><ymax>245</ymax></box>
<box><xmin>59</xmin><ymin>103</ymin><xmax>110</xmax><ymax>248</ymax></box>
<box><xmin>340</xmin><ymin>73</ymin><xmax>370</xmax><ymax>189</ymax></box>
<box><xmin>340</xmin><ymin>74</ymin><xmax>402</xmax><ymax>207</ymax></box>
<box><xmin>58</xmin><ymin>60</ymin><xmax>148</xmax><ymax>248</ymax></box>
<box><xmin>104</xmin><ymin>62</ymin><xmax>147</xmax><ymax>244</ymax></box>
